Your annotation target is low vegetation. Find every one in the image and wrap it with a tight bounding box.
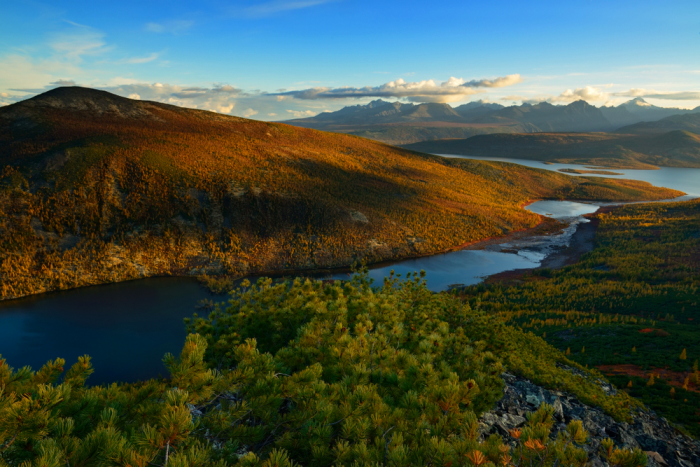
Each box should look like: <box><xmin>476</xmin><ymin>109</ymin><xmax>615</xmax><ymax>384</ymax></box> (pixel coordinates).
<box><xmin>458</xmin><ymin>199</ymin><xmax>700</xmax><ymax>435</ymax></box>
<box><xmin>0</xmin><ymin>270</ymin><xmax>646</xmax><ymax>466</ymax></box>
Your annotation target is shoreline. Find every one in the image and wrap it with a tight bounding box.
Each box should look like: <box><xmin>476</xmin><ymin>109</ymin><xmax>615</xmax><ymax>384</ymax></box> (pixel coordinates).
<box><xmin>0</xmin><ymin>200</ymin><xmax>563</xmax><ymax>302</ymax></box>
<box><xmin>2</xmin><ymin>197</ymin><xmax>686</xmax><ymax>302</ymax></box>
<box><xmin>482</xmin><ymin>205</ymin><xmax>619</xmax><ymax>285</ymax></box>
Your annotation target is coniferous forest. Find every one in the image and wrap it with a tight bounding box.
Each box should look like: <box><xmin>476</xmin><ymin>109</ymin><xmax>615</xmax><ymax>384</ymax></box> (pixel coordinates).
<box><xmin>1</xmin><ymin>269</ymin><xmax>650</xmax><ymax>466</ymax></box>
<box><xmin>459</xmin><ymin>198</ymin><xmax>700</xmax><ymax>436</ymax></box>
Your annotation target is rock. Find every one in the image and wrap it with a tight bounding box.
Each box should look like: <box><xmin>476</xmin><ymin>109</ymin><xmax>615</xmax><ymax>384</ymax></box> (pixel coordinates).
<box><xmin>350</xmin><ymin>210</ymin><xmax>369</xmax><ymax>223</ymax></box>
<box><xmin>552</xmin><ymin>397</ymin><xmax>564</xmax><ymax>420</ymax></box>
<box><xmin>646</xmin><ymin>451</ymin><xmax>668</xmax><ymax>466</ymax></box>
<box><xmin>481</xmin><ymin>373</ymin><xmax>700</xmax><ymax>467</ymax></box>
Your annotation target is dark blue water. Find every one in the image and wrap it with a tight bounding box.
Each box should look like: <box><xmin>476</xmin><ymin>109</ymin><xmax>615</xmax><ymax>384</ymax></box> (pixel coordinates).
<box><xmin>311</xmin><ymin>249</ymin><xmax>545</xmax><ymax>292</ymax></box>
<box><xmin>0</xmin><ymin>277</ymin><xmax>215</xmax><ymax>385</ymax></box>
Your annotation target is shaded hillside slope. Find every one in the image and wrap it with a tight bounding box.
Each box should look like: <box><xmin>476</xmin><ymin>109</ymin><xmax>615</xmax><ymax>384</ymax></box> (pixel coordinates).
<box><xmin>0</xmin><ymin>87</ymin><xmax>683</xmax><ymax>299</ymax></box>
<box><xmin>616</xmin><ymin>111</ymin><xmax>700</xmax><ymax>134</ymax></box>
<box><xmin>470</xmin><ymin>100</ymin><xmax>613</xmax><ymax>132</ymax></box>
<box><xmin>403</xmin><ymin>130</ymin><xmax>700</xmax><ymax>169</ymax></box>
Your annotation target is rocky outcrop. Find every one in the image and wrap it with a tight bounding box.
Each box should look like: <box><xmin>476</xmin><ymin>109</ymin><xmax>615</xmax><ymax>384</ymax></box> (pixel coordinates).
<box><xmin>481</xmin><ymin>373</ymin><xmax>700</xmax><ymax>467</ymax></box>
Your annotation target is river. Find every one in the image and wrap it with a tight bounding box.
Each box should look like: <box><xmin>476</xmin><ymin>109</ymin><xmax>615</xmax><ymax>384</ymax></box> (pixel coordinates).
<box><xmin>1</xmin><ymin>157</ymin><xmax>697</xmax><ymax>384</ymax></box>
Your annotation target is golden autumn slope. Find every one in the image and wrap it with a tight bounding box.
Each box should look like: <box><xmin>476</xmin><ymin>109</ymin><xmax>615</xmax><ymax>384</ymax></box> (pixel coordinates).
<box><xmin>0</xmin><ymin>87</ymin><xmax>684</xmax><ymax>299</ymax></box>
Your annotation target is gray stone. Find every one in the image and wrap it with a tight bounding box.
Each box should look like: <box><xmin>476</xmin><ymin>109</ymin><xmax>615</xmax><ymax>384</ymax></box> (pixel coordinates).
<box><xmin>480</xmin><ymin>372</ymin><xmax>700</xmax><ymax>467</ymax></box>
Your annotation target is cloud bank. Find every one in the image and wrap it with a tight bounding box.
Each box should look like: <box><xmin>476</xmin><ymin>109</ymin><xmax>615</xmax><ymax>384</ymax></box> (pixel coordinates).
<box><xmin>502</xmin><ymin>85</ymin><xmax>700</xmax><ymax>107</ymax></box>
<box><xmin>102</xmin><ymin>82</ymin><xmax>244</xmax><ymax>114</ymax></box>
<box><xmin>275</xmin><ymin>74</ymin><xmax>523</xmax><ymax>103</ymax></box>
<box><xmin>613</xmin><ymin>89</ymin><xmax>700</xmax><ymax>100</ymax></box>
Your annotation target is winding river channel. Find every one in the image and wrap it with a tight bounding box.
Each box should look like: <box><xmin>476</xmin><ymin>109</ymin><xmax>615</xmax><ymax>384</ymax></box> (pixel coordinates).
<box><xmin>1</xmin><ymin>157</ymin><xmax>698</xmax><ymax>383</ymax></box>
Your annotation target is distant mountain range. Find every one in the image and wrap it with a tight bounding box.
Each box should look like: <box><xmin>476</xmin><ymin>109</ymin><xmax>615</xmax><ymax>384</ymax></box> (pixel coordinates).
<box><xmin>403</xmin><ymin>109</ymin><xmax>700</xmax><ymax>169</ymax></box>
<box><xmin>283</xmin><ymin>98</ymin><xmax>699</xmax><ymax>145</ymax></box>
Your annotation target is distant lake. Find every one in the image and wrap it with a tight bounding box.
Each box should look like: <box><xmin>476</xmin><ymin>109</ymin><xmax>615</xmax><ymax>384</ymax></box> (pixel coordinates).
<box><xmin>435</xmin><ymin>154</ymin><xmax>700</xmax><ymax>198</ymax></box>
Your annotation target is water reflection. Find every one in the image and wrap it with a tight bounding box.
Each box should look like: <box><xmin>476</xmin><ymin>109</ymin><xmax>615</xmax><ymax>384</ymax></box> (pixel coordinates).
<box><xmin>312</xmin><ymin>249</ymin><xmax>545</xmax><ymax>292</ymax></box>
<box><xmin>526</xmin><ymin>200</ymin><xmax>599</xmax><ymax>218</ymax></box>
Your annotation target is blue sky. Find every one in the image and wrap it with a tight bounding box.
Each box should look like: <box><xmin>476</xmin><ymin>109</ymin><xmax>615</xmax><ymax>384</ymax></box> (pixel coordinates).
<box><xmin>1</xmin><ymin>0</ymin><xmax>699</xmax><ymax>119</ymax></box>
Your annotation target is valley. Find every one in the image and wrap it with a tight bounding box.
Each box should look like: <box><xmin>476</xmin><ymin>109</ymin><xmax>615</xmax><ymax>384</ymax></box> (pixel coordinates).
<box><xmin>0</xmin><ymin>87</ymin><xmax>682</xmax><ymax>301</ymax></box>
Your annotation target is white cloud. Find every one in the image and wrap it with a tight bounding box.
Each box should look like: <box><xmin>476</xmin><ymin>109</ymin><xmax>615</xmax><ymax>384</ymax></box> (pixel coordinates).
<box><xmin>128</xmin><ymin>93</ymin><xmax>141</xmax><ymax>100</ymax></box>
<box><xmin>462</xmin><ymin>75</ymin><xmax>524</xmax><ymax>88</ymax></box>
<box><xmin>0</xmin><ymin>54</ymin><xmax>83</xmax><ymax>94</ymax></box>
<box><xmin>501</xmin><ymin>85</ymin><xmax>700</xmax><ymax>107</ymax></box>
<box><xmin>236</xmin><ymin>0</ymin><xmax>333</xmax><ymax>17</ymax></box>
<box><xmin>49</xmin><ymin>27</ymin><xmax>108</xmax><ymax>62</ymax></box>
<box><xmin>241</xmin><ymin>108</ymin><xmax>258</xmax><ymax>117</ymax></box>
<box><xmin>123</xmin><ymin>53</ymin><xmax>159</xmax><ymax>64</ymax></box>
<box><xmin>268</xmin><ymin>112</ymin><xmax>277</xmax><ymax>116</ymax></box>
<box><xmin>217</xmin><ymin>103</ymin><xmax>235</xmax><ymax>114</ymax></box>
<box><xmin>90</xmin><ymin>82</ymin><xmax>241</xmax><ymax>113</ymax></box>
<box><xmin>286</xmin><ymin>109</ymin><xmax>318</xmax><ymax>118</ymax></box>
<box><xmin>551</xmin><ymin>86</ymin><xmax>609</xmax><ymax>103</ymax></box>
<box><xmin>144</xmin><ymin>20</ymin><xmax>194</xmax><ymax>34</ymax></box>
<box><xmin>613</xmin><ymin>89</ymin><xmax>700</xmax><ymax>100</ymax></box>
<box><xmin>275</xmin><ymin>74</ymin><xmax>523</xmax><ymax>103</ymax></box>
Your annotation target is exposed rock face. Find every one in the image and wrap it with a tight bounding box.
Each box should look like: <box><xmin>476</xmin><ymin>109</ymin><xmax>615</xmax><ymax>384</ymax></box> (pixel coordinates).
<box><xmin>480</xmin><ymin>373</ymin><xmax>700</xmax><ymax>467</ymax></box>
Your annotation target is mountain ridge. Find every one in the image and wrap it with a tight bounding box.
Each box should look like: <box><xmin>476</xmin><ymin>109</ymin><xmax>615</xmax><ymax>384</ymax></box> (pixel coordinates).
<box><xmin>282</xmin><ymin>97</ymin><xmax>696</xmax><ymax>145</ymax></box>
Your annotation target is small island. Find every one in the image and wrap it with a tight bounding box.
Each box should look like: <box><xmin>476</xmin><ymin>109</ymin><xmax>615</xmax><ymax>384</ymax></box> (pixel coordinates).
<box><xmin>558</xmin><ymin>168</ymin><xmax>624</xmax><ymax>175</ymax></box>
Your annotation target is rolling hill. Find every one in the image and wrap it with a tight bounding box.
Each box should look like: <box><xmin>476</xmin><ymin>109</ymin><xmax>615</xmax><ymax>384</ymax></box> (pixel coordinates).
<box><xmin>0</xmin><ymin>87</ymin><xmax>683</xmax><ymax>299</ymax></box>
<box><xmin>616</xmin><ymin>110</ymin><xmax>700</xmax><ymax>134</ymax></box>
<box><xmin>403</xmin><ymin>128</ymin><xmax>700</xmax><ymax>169</ymax></box>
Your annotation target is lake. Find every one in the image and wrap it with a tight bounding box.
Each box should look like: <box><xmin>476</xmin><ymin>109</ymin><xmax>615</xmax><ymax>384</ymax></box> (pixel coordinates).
<box><xmin>0</xmin><ymin>277</ymin><xmax>216</xmax><ymax>384</ymax></box>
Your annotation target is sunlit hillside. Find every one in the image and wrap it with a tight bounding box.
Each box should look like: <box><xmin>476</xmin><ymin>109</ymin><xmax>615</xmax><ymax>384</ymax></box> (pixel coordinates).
<box><xmin>0</xmin><ymin>87</ymin><xmax>683</xmax><ymax>299</ymax></box>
